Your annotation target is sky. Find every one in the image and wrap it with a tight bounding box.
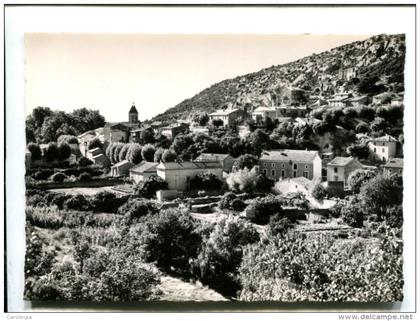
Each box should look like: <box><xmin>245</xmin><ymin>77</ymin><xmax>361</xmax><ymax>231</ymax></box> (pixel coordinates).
<box><xmin>25</xmin><ymin>33</ymin><xmax>372</xmax><ymax>122</ymax></box>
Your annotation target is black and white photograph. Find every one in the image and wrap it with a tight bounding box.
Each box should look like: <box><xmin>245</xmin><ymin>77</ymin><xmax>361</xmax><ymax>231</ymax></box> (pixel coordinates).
<box><xmin>3</xmin><ymin>3</ymin><xmax>418</xmax><ymax>317</ymax></box>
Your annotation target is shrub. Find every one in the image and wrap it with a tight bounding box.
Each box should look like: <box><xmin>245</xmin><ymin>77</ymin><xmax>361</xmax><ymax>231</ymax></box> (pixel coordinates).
<box><xmin>141</xmin><ymin>144</ymin><xmax>156</xmax><ymax>162</ymax></box>
<box><xmin>255</xmin><ymin>174</ymin><xmax>274</xmax><ymax>193</ymax></box>
<box><xmin>269</xmin><ymin>215</ymin><xmax>293</xmax><ymax>236</ymax></box>
<box><xmin>78</xmin><ymin>156</ymin><xmax>93</xmax><ymax>167</ymax></box>
<box><xmin>87</xmin><ymin>137</ymin><xmax>103</xmax><ymax>150</ymax></box>
<box><xmin>234</xmin><ymin>154</ymin><xmax>259</xmax><ymax>170</ymax></box>
<box><xmin>118</xmin><ymin>144</ymin><xmax>130</xmax><ymax>162</ymax></box>
<box><xmin>312</xmin><ymin>183</ymin><xmax>328</xmax><ymax>200</ymax></box>
<box><xmin>231</xmin><ymin>198</ymin><xmax>246</xmax><ymax>211</ymax></box>
<box><xmin>226</xmin><ymin>167</ymin><xmax>258</xmax><ymax>193</ymax></box>
<box><xmin>25</xmin><ymin>228</ymin><xmax>55</xmax><ymax>278</ymax></box>
<box><xmin>385</xmin><ymin>205</ymin><xmax>403</xmax><ymax>228</ymax></box>
<box><xmin>118</xmin><ymin>198</ymin><xmax>158</xmax><ymax>224</ymax></box>
<box><xmin>341</xmin><ymin>196</ymin><xmax>364</xmax><ymax>228</ymax></box>
<box><xmin>63</xmin><ymin>194</ymin><xmax>91</xmax><ymax>211</ymax></box>
<box><xmin>246</xmin><ymin>195</ymin><xmax>284</xmax><ymax>224</ymax></box>
<box><xmin>142</xmin><ymin>208</ymin><xmax>202</xmax><ymax>274</ymax></box>
<box><xmin>33</xmin><ymin>169</ymin><xmax>54</xmax><ymax>181</ymax></box>
<box><xmin>134</xmin><ymin>175</ymin><xmax>168</xmax><ymax>198</ymax></box>
<box><xmin>44</xmin><ymin>143</ymin><xmax>59</xmax><ymax>162</ymax></box>
<box><xmin>190</xmin><ymin>172</ymin><xmax>223</xmax><ymax>191</ymax></box>
<box><xmin>193</xmin><ymin>216</ymin><xmax>259</xmax><ymax>296</ymax></box>
<box><xmin>219</xmin><ymin>192</ymin><xmax>238</xmax><ymax>210</ymax></box>
<box><xmin>51</xmin><ymin>172</ymin><xmax>67</xmax><ymax>183</ymax></box>
<box><xmin>57</xmin><ymin>143</ymin><xmax>72</xmax><ymax>161</ymax></box>
<box><xmin>78</xmin><ymin>172</ymin><xmax>92</xmax><ymax>182</ymax></box>
<box><xmin>161</xmin><ymin>149</ymin><xmax>177</xmax><ymax>162</ymax></box>
<box><xmin>127</xmin><ymin>143</ymin><xmax>143</xmax><ymax>164</ymax></box>
<box><xmin>348</xmin><ymin>169</ymin><xmax>376</xmax><ymax>194</ymax></box>
<box><xmin>26</xmin><ymin>206</ymin><xmax>63</xmax><ymax>229</ymax></box>
<box><xmin>91</xmin><ymin>191</ymin><xmax>128</xmax><ymax>213</ymax></box>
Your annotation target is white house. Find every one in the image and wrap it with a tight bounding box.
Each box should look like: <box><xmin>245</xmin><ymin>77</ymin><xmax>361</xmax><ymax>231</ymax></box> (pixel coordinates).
<box><xmin>327</xmin><ymin>156</ymin><xmax>363</xmax><ymax>186</ymax></box>
<box><xmin>129</xmin><ymin>161</ymin><xmax>159</xmax><ymax>184</ymax></box>
<box><xmin>156</xmin><ymin>162</ymin><xmax>223</xmax><ymax>191</ymax></box>
<box><xmin>110</xmin><ymin>160</ymin><xmax>134</xmax><ymax>177</ymax></box>
<box><xmin>209</xmin><ymin>108</ymin><xmax>241</xmax><ymax>127</ymax></box>
<box><xmin>383</xmin><ymin>158</ymin><xmax>403</xmax><ymax>176</ymax></box>
<box><xmin>194</xmin><ymin>153</ymin><xmax>235</xmax><ymax>173</ymax></box>
<box><xmin>368</xmin><ymin>134</ymin><xmax>398</xmax><ymax>162</ymax></box>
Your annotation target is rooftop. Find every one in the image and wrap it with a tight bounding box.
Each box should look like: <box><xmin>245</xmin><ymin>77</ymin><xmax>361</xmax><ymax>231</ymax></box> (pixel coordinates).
<box><xmin>327</xmin><ymin>156</ymin><xmax>354</xmax><ymax>167</ymax></box>
<box><xmin>384</xmin><ymin>158</ymin><xmax>404</xmax><ymax>169</ymax></box>
<box><xmin>371</xmin><ymin>134</ymin><xmax>398</xmax><ymax>142</ymax></box>
<box><xmin>157</xmin><ymin>161</ymin><xmax>223</xmax><ymax>170</ymax></box>
<box><xmin>129</xmin><ymin>104</ymin><xmax>138</xmax><ymax>114</ymax></box>
<box><xmin>195</xmin><ymin>153</ymin><xmax>231</xmax><ymax>162</ymax></box>
<box><xmin>209</xmin><ymin>108</ymin><xmax>239</xmax><ymax>116</ymax></box>
<box><xmin>260</xmin><ymin>149</ymin><xmax>319</xmax><ymax>163</ymax></box>
<box><xmin>130</xmin><ymin>161</ymin><xmax>159</xmax><ymax>174</ymax></box>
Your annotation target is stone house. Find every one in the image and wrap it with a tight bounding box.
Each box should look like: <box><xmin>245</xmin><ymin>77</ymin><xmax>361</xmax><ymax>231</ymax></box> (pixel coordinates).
<box><xmin>327</xmin><ymin>156</ymin><xmax>363</xmax><ymax>186</ymax></box>
<box><xmin>110</xmin><ymin>160</ymin><xmax>134</xmax><ymax>177</ymax></box>
<box><xmin>259</xmin><ymin>149</ymin><xmax>322</xmax><ymax>181</ymax></box>
<box><xmin>91</xmin><ymin>153</ymin><xmax>110</xmax><ymax>168</ymax></box>
<box><xmin>368</xmin><ymin>134</ymin><xmax>398</xmax><ymax>162</ymax></box>
<box><xmin>383</xmin><ymin>158</ymin><xmax>403</xmax><ymax>176</ymax></box>
<box><xmin>194</xmin><ymin>153</ymin><xmax>235</xmax><ymax>173</ymax></box>
<box><xmin>209</xmin><ymin>108</ymin><xmax>242</xmax><ymax>128</ymax></box>
<box><xmin>160</xmin><ymin>123</ymin><xmax>189</xmax><ymax>140</ymax></box>
<box><xmin>129</xmin><ymin>161</ymin><xmax>159</xmax><ymax>184</ymax></box>
<box><xmin>156</xmin><ymin>162</ymin><xmax>223</xmax><ymax>191</ymax></box>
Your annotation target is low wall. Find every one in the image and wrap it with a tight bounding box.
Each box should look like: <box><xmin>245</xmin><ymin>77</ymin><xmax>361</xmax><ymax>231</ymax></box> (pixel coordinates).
<box><xmin>29</xmin><ymin>177</ymin><xmax>125</xmax><ymax>190</ymax></box>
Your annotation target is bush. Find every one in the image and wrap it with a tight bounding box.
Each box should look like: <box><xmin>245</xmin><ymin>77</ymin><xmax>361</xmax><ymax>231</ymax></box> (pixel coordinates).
<box><xmin>63</xmin><ymin>194</ymin><xmax>91</xmax><ymax>211</ymax></box>
<box><xmin>255</xmin><ymin>174</ymin><xmax>274</xmax><ymax>193</ymax></box>
<box><xmin>219</xmin><ymin>192</ymin><xmax>245</xmax><ymax>211</ymax></box>
<box><xmin>78</xmin><ymin>156</ymin><xmax>93</xmax><ymax>167</ymax></box>
<box><xmin>141</xmin><ymin>144</ymin><xmax>156</xmax><ymax>162</ymax></box>
<box><xmin>25</xmin><ymin>228</ymin><xmax>55</xmax><ymax>278</ymax></box>
<box><xmin>44</xmin><ymin>143</ymin><xmax>59</xmax><ymax>162</ymax></box>
<box><xmin>231</xmin><ymin>198</ymin><xmax>246</xmax><ymax>211</ymax></box>
<box><xmin>246</xmin><ymin>195</ymin><xmax>284</xmax><ymax>224</ymax></box>
<box><xmin>27</xmin><ymin>143</ymin><xmax>42</xmax><ymax>161</ymax></box>
<box><xmin>91</xmin><ymin>191</ymin><xmax>129</xmax><ymax>213</ymax></box>
<box><xmin>312</xmin><ymin>183</ymin><xmax>328</xmax><ymax>200</ymax></box>
<box><xmin>341</xmin><ymin>196</ymin><xmax>364</xmax><ymax>228</ymax></box>
<box><xmin>118</xmin><ymin>198</ymin><xmax>158</xmax><ymax>224</ymax></box>
<box><xmin>51</xmin><ymin>172</ymin><xmax>67</xmax><ymax>183</ymax></box>
<box><xmin>142</xmin><ymin>208</ymin><xmax>202</xmax><ymax>274</ymax></box>
<box><xmin>385</xmin><ymin>205</ymin><xmax>403</xmax><ymax>229</ymax></box>
<box><xmin>190</xmin><ymin>172</ymin><xmax>223</xmax><ymax>191</ymax></box>
<box><xmin>26</xmin><ymin>206</ymin><xmax>63</xmax><ymax>229</ymax></box>
<box><xmin>33</xmin><ymin>169</ymin><xmax>54</xmax><ymax>181</ymax></box>
<box><xmin>269</xmin><ymin>215</ymin><xmax>293</xmax><ymax>236</ymax></box>
<box><xmin>193</xmin><ymin>215</ymin><xmax>259</xmax><ymax>296</ymax></box>
<box><xmin>78</xmin><ymin>172</ymin><xmax>92</xmax><ymax>182</ymax></box>
<box><xmin>57</xmin><ymin>143</ymin><xmax>72</xmax><ymax>161</ymax></box>
<box><xmin>234</xmin><ymin>154</ymin><xmax>259</xmax><ymax>170</ymax></box>
<box><xmin>226</xmin><ymin>167</ymin><xmax>259</xmax><ymax>193</ymax></box>
<box><xmin>348</xmin><ymin>169</ymin><xmax>376</xmax><ymax>194</ymax></box>
<box><xmin>87</xmin><ymin>138</ymin><xmax>102</xmax><ymax>150</ymax></box>
<box><xmin>134</xmin><ymin>175</ymin><xmax>168</xmax><ymax>198</ymax></box>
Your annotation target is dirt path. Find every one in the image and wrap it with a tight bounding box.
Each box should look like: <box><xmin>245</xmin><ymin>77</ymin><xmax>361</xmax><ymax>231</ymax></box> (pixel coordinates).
<box><xmin>158</xmin><ymin>276</ymin><xmax>228</xmax><ymax>301</ymax></box>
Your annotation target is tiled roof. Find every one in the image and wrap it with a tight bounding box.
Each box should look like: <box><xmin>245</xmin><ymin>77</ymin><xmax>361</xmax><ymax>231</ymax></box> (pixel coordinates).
<box><xmin>129</xmin><ymin>104</ymin><xmax>138</xmax><ymax>114</ymax></box>
<box><xmin>253</xmin><ymin>107</ymin><xmax>276</xmax><ymax>113</ymax></box>
<box><xmin>195</xmin><ymin>153</ymin><xmax>231</xmax><ymax>162</ymax></box>
<box><xmin>327</xmin><ymin>156</ymin><xmax>354</xmax><ymax>166</ymax></box>
<box><xmin>130</xmin><ymin>161</ymin><xmax>158</xmax><ymax>174</ymax></box>
<box><xmin>384</xmin><ymin>158</ymin><xmax>403</xmax><ymax>169</ymax></box>
<box><xmin>260</xmin><ymin>149</ymin><xmax>319</xmax><ymax>163</ymax></box>
<box><xmin>371</xmin><ymin>134</ymin><xmax>398</xmax><ymax>142</ymax></box>
<box><xmin>209</xmin><ymin>108</ymin><xmax>239</xmax><ymax>116</ymax></box>
<box><xmin>157</xmin><ymin>161</ymin><xmax>222</xmax><ymax>170</ymax></box>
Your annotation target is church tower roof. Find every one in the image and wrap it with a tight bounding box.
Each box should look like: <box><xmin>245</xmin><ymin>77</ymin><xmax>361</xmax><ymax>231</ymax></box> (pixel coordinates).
<box><xmin>129</xmin><ymin>103</ymin><xmax>138</xmax><ymax>114</ymax></box>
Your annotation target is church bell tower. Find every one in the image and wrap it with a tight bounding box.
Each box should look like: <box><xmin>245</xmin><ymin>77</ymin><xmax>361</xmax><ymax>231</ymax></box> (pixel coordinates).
<box><xmin>129</xmin><ymin>102</ymin><xmax>139</xmax><ymax>124</ymax></box>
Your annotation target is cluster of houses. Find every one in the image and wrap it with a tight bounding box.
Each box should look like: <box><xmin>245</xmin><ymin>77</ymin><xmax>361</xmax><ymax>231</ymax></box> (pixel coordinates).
<box><xmin>71</xmin><ymin>101</ymin><xmax>403</xmax><ymax>199</ymax></box>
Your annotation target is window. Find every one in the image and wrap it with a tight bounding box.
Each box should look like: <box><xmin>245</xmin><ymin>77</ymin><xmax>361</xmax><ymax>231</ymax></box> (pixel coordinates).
<box><xmin>334</xmin><ymin>167</ymin><xmax>338</xmax><ymax>173</ymax></box>
<box><xmin>271</xmin><ymin>169</ymin><xmax>276</xmax><ymax>177</ymax></box>
<box><xmin>281</xmin><ymin>170</ymin><xmax>285</xmax><ymax>177</ymax></box>
<box><xmin>303</xmin><ymin>171</ymin><xmax>309</xmax><ymax>178</ymax></box>
<box><xmin>382</xmin><ymin>148</ymin><xmax>385</xmax><ymax>153</ymax></box>
<box><xmin>293</xmin><ymin>164</ymin><xmax>297</xmax><ymax>170</ymax></box>
<box><xmin>305</xmin><ymin>165</ymin><xmax>308</xmax><ymax>169</ymax></box>
<box><xmin>263</xmin><ymin>163</ymin><xmax>267</xmax><ymax>168</ymax></box>
<box><xmin>374</xmin><ymin>148</ymin><xmax>376</xmax><ymax>153</ymax></box>
<box><xmin>281</xmin><ymin>164</ymin><xmax>285</xmax><ymax>168</ymax></box>
<box><xmin>293</xmin><ymin>171</ymin><xmax>297</xmax><ymax>178</ymax></box>
<box><xmin>263</xmin><ymin>169</ymin><xmax>267</xmax><ymax>175</ymax></box>
<box><xmin>272</xmin><ymin>163</ymin><xmax>275</xmax><ymax>168</ymax></box>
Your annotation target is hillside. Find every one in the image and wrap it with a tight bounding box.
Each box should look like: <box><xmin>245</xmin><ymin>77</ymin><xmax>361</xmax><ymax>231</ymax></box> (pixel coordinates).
<box><xmin>151</xmin><ymin>34</ymin><xmax>405</xmax><ymax>122</ymax></box>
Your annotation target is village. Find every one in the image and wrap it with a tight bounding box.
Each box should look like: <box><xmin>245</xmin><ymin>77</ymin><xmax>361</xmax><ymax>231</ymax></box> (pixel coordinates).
<box><xmin>23</xmin><ymin>34</ymin><xmax>405</xmax><ymax>303</ymax></box>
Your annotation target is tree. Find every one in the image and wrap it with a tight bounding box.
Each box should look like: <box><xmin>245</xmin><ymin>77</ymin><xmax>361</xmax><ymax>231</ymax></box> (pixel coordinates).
<box><xmin>190</xmin><ymin>172</ymin><xmax>223</xmax><ymax>191</ymax></box>
<box><xmin>247</xmin><ymin>129</ymin><xmax>271</xmax><ymax>155</ymax></box>
<box><xmin>255</xmin><ymin>174</ymin><xmax>274</xmax><ymax>193</ymax></box>
<box><xmin>57</xmin><ymin>135</ymin><xmax>78</xmax><ymax>145</ymax></box>
<box><xmin>153</xmin><ymin>147</ymin><xmax>165</xmax><ymax>163</ymax></box>
<box><xmin>134</xmin><ymin>175</ymin><xmax>168</xmax><ymax>198</ymax></box>
<box><xmin>118</xmin><ymin>144</ymin><xmax>130</xmax><ymax>162</ymax></box>
<box><xmin>44</xmin><ymin>143</ymin><xmax>59</xmax><ymax>162</ymax></box>
<box><xmin>312</xmin><ymin>183</ymin><xmax>328</xmax><ymax>200</ymax></box>
<box><xmin>245</xmin><ymin>195</ymin><xmax>284</xmax><ymax>224</ymax></box>
<box><xmin>161</xmin><ymin>149</ymin><xmax>177</xmax><ymax>162</ymax></box>
<box><xmin>117</xmin><ymin>198</ymin><xmax>158</xmax><ymax>224</ymax></box>
<box><xmin>226</xmin><ymin>167</ymin><xmax>259</xmax><ymax>193</ymax></box>
<box><xmin>70</xmin><ymin>108</ymin><xmax>105</xmax><ymax>134</ymax></box>
<box><xmin>269</xmin><ymin>215</ymin><xmax>293</xmax><ymax>236</ymax></box>
<box><xmin>347</xmin><ymin>169</ymin><xmax>376</xmax><ymax>194</ymax></box>
<box><xmin>57</xmin><ymin>143</ymin><xmax>72</xmax><ymax>161</ymax></box>
<box><xmin>359</xmin><ymin>174</ymin><xmax>403</xmax><ymax>220</ymax></box>
<box><xmin>27</xmin><ymin>143</ymin><xmax>42</xmax><ymax>161</ymax></box>
<box><xmin>171</xmin><ymin>134</ymin><xmax>194</xmax><ymax>156</ymax></box>
<box><xmin>88</xmin><ymin>138</ymin><xmax>103</xmax><ymax>151</ymax></box>
<box><xmin>139</xmin><ymin>128</ymin><xmax>155</xmax><ymax>145</ymax></box>
<box><xmin>154</xmin><ymin>133</ymin><xmax>171</xmax><ymax>149</ymax></box>
<box><xmin>141</xmin><ymin>144</ymin><xmax>156</xmax><ymax>162</ymax></box>
<box><xmin>142</xmin><ymin>208</ymin><xmax>202</xmax><ymax>273</ymax></box>
<box><xmin>234</xmin><ymin>154</ymin><xmax>259</xmax><ymax>170</ymax></box>
<box><xmin>51</xmin><ymin>172</ymin><xmax>67</xmax><ymax>183</ymax></box>
<box><xmin>341</xmin><ymin>196</ymin><xmax>364</xmax><ymax>227</ymax></box>
<box><xmin>126</xmin><ymin>143</ymin><xmax>143</xmax><ymax>164</ymax></box>
<box><xmin>112</xmin><ymin>143</ymin><xmax>124</xmax><ymax>164</ymax></box>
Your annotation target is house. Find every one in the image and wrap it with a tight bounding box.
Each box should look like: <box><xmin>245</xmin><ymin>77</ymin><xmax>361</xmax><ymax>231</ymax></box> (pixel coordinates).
<box><xmin>277</xmin><ymin>105</ymin><xmax>309</xmax><ymax>118</ymax></box>
<box><xmin>273</xmin><ymin>86</ymin><xmax>309</xmax><ymax>106</ymax></box>
<box><xmin>130</xmin><ymin>126</ymin><xmax>154</xmax><ymax>143</ymax></box>
<box><xmin>391</xmin><ymin>96</ymin><xmax>404</xmax><ymax>106</ymax></box>
<box><xmin>77</xmin><ymin>130</ymin><xmax>99</xmax><ymax>156</ymax></box>
<box><xmin>194</xmin><ymin>153</ymin><xmax>235</xmax><ymax>173</ymax></box>
<box><xmin>91</xmin><ymin>153</ymin><xmax>110</xmax><ymax>168</ymax></box>
<box><xmin>372</xmin><ymin>92</ymin><xmax>394</xmax><ymax>105</ymax></box>
<box><xmin>368</xmin><ymin>134</ymin><xmax>398</xmax><ymax>161</ymax></box>
<box><xmin>25</xmin><ymin>149</ymin><xmax>32</xmax><ymax>170</ymax></box>
<box><xmin>156</xmin><ymin>162</ymin><xmax>223</xmax><ymax>191</ymax></box>
<box><xmin>160</xmin><ymin>123</ymin><xmax>189</xmax><ymax>140</ymax></box>
<box><xmin>383</xmin><ymin>158</ymin><xmax>403</xmax><ymax>176</ymax></box>
<box><xmin>110</xmin><ymin>160</ymin><xmax>134</xmax><ymax>177</ymax></box>
<box><xmin>338</xmin><ymin>67</ymin><xmax>357</xmax><ymax>81</ymax></box>
<box><xmin>190</xmin><ymin>126</ymin><xmax>210</xmax><ymax>136</ymax></box>
<box><xmin>259</xmin><ymin>149</ymin><xmax>322</xmax><ymax>181</ymax></box>
<box><xmin>252</xmin><ymin>106</ymin><xmax>278</xmax><ymax>122</ymax></box>
<box><xmin>209</xmin><ymin>108</ymin><xmax>242</xmax><ymax>127</ymax></box>
<box><xmin>129</xmin><ymin>161</ymin><xmax>159</xmax><ymax>184</ymax></box>
<box><xmin>327</xmin><ymin>156</ymin><xmax>363</xmax><ymax>186</ymax></box>
<box><xmin>103</xmin><ymin>123</ymin><xmax>130</xmax><ymax>143</ymax></box>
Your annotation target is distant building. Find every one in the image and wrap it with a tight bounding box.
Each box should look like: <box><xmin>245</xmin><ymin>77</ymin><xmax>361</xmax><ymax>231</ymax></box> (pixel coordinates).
<box><xmin>259</xmin><ymin>149</ymin><xmax>322</xmax><ymax>181</ymax></box>
<box><xmin>194</xmin><ymin>153</ymin><xmax>235</xmax><ymax>173</ymax></box>
<box><xmin>338</xmin><ymin>67</ymin><xmax>357</xmax><ymax>81</ymax></box>
<box><xmin>252</xmin><ymin>106</ymin><xmax>278</xmax><ymax>122</ymax></box>
<box><xmin>156</xmin><ymin>161</ymin><xmax>223</xmax><ymax>191</ymax></box>
<box><xmin>391</xmin><ymin>96</ymin><xmax>404</xmax><ymax>106</ymax></box>
<box><xmin>130</xmin><ymin>126</ymin><xmax>154</xmax><ymax>143</ymax></box>
<box><xmin>383</xmin><ymin>158</ymin><xmax>403</xmax><ymax>176</ymax></box>
<box><xmin>91</xmin><ymin>153</ymin><xmax>110</xmax><ymax>168</ymax></box>
<box><xmin>327</xmin><ymin>156</ymin><xmax>363</xmax><ymax>186</ymax></box>
<box><xmin>372</xmin><ymin>92</ymin><xmax>394</xmax><ymax>105</ymax></box>
<box><xmin>129</xmin><ymin>161</ymin><xmax>159</xmax><ymax>184</ymax></box>
<box><xmin>103</xmin><ymin>123</ymin><xmax>130</xmax><ymax>143</ymax></box>
<box><xmin>347</xmin><ymin>95</ymin><xmax>369</xmax><ymax>107</ymax></box>
<box><xmin>160</xmin><ymin>122</ymin><xmax>189</xmax><ymax>140</ymax></box>
<box><xmin>110</xmin><ymin>160</ymin><xmax>134</xmax><ymax>177</ymax></box>
<box><xmin>86</xmin><ymin>147</ymin><xmax>102</xmax><ymax>160</ymax></box>
<box><xmin>128</xmin><ymin>103</ymin><xmax>139</xmax><ymax>124</ymax></box>
<box><xmin>368</xmin><ymin>134</ymin><xmax>398</xmax><ymax>162</ymax></box>
<box><xmin>277</xmin><ymin>105</ymin><xmax>309</xmax><ymax>118</ymax></box>
<box><xmin>209</xmin><ymin>108</ymin><xmax>242</xmax><ymax>127</ymax></box>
